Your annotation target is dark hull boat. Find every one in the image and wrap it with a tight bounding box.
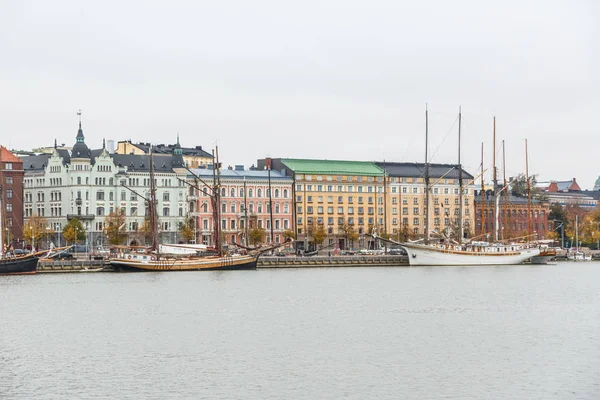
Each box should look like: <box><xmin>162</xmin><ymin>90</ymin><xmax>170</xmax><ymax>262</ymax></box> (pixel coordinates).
<box><xmin>0</xmin><ymin>254</ymin><xmax>39</xmax><ymax>275</ymax></box>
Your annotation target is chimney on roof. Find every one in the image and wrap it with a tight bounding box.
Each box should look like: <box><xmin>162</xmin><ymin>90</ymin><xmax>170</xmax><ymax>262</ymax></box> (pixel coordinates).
<box><xmin>227</xmin><ymin>165</ymin><xmax>233</xmax><ymax>170</ymax></box>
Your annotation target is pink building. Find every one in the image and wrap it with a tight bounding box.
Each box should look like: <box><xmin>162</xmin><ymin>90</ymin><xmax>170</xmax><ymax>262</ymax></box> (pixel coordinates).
<box><xmin>188</xmin><ymin>166</ymin><xmax>294</xmax><ymax>247</ymax></box>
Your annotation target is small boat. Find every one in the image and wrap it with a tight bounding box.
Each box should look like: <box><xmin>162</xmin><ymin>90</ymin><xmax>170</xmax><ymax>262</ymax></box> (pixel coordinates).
<box><xmin>566</xmin><ymin>251</ymin><xmax>592</xmax><ymax>262</ymax></box>
<box><xmin>530</xmin><ymin>249</ymin><xmax>557</xmax><ymax>264</ymax></box>
<box><xmin>79</xmin><ymin>267</ymin><xmax>104</xmax><ymax>272</ymax></box>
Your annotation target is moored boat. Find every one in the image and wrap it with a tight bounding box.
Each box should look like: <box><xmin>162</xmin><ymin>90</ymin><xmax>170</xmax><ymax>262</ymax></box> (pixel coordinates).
<box><xmin>374</xmin><ymin>236</ymin><xmax>539</xmax><ymax>266</ymax></box>
<box><xmin>108</xmin><ymin>145</ymin><xmax>289</xmax><ymax>272</ymax></box>
<box><xmin>0</xmin><ymin>253</ymin><xmax>39</xmax><ymax>275</ymax></box>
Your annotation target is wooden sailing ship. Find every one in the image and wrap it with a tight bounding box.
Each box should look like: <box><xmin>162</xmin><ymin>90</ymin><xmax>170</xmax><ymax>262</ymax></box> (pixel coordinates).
<box><xmin>109</xmin><ymin>147</ymin><xmax>288</xmax><ymax>271</ymax></box>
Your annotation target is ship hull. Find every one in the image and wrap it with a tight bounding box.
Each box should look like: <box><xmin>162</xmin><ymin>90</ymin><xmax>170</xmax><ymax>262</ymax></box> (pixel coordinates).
<box><xmin>0</xmin><ymin>255</ymin><xmax>38</xmax><ymax>275</ymax></box>
<box><xmin>110</xmin><ymin>254</ymin><xmax>258</xmax><ymax>272</ymax></box>
<box><xmin>399</xmin><ymin>244</ymin><xmax>540</xmax><ymax>266</ymax></box>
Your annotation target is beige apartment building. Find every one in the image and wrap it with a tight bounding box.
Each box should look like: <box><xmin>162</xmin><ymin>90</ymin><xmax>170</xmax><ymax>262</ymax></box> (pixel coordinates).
<box><xmin>379</xmin><ymin>162</ymin><xmax>476</xmax><ymax>241</ymax></box>
<box><xmin>116</xmin><ymin>138</ymin><xmax>213</xmax><ymax>168</ymax></box>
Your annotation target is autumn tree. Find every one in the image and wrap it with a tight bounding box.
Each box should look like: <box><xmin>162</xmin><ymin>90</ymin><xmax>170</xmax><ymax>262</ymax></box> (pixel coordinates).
<box><xmin>104</xmin><ymin>208</ymin><xmax>127</xmax><ymax>245</ymax></box>
<box><xmin>311</xmin><ymin>223</ymin><xmax>327</xmax><ymax>248</ymax></box>
<box><xmin>138</xmin><ymin>216</ymin><xmax>154</xmax><ymax>246</ymax></box>
<box><xmin>179</xmin><ymin>217</ymin><xmax>195</xmax><ymax>243</ymax></box>
<box><xmin>339</xmin><ymin>219</ymin><xmax>359</xmax><ymax>248</ymax></box>
<box><xmin>62</xmin><ymin>218</ymin><xmax>86</xmax><ymax>244</ymax></box>
<box><xmin>282</xmin><ymin>229</ymin><xmax>295</xmax><ymax>241</ymax></box>
<box><xmin>249</xmin><ymin>227</ymin><xmax>266</xmax><ymax>246</ymax></box>
<box><xmin>23</xmin><ymin>214</ymin><xmax>50</xmax><ymax>250</ymax></box>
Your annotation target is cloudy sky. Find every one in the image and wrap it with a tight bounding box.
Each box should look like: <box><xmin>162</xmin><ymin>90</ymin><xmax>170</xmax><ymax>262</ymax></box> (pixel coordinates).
<box><xmin>1</xmin><ymin>0</ymin><xmax>598</xmax><ymax>188</ymax></box>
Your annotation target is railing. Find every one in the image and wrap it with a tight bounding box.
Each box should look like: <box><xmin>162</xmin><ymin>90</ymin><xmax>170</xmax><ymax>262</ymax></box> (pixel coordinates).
<box><xmin>66</xmin><ymin>214</ymin><xmax>95</xmax><ymax>221</ymax></box>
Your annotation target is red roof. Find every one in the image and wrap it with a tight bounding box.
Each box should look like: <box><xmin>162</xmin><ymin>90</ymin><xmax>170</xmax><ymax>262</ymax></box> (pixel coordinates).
<box><xmin>0</xmin><ymin>146</ymin><xmax>22</xmax><ymax>163</ymax></box>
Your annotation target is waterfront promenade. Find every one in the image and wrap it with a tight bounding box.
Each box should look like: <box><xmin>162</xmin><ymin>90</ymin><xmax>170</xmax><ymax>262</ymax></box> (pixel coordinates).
<box><xmin>35</xmin><ymin>251</ymin><xmax>600</xmax><ymax>273</ymax></box>
<box><xmin>36</xmin><ymin>255</ymin><xmax>410</xmax><ymax>272</ymax></box>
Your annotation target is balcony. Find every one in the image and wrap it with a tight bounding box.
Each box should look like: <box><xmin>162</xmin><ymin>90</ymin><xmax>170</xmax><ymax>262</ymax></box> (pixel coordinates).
<box><xmin>67</xmin><ymin>214</ymin><xmax>95</xmax><ymax>221</ymax></box>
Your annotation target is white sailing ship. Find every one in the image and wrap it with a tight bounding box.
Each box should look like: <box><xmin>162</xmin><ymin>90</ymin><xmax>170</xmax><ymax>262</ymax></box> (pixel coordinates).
<box><xmin>375</xmin><ymin>107</ymin><xmax>539</xmax><ymax>266</ymax></box>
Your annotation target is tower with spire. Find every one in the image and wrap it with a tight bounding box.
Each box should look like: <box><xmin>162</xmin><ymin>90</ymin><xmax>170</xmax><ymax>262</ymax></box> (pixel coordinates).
<box><xmin>71</xmin><ymin>109</ymin><xmax>91</xmax><ymax>159</ymax></box>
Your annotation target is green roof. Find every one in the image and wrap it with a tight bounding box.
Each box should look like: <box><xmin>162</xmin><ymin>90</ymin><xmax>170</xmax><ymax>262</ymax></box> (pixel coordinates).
<box><xmin>281</xmin><ymin>158</ymin><xmax>384</xmax><ymax>176</ymax></box>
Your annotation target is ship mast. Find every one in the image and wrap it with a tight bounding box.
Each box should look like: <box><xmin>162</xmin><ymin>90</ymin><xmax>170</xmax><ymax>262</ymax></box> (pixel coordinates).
<box><xmin>148</xmin><ymin>146</ymin><xmax>158</xmax><ymax>252</ymax></box>
<box><xmin>525</xmin><ymin>139</ymin><xmax>531</xmax><ymax>241</ymax></box>
<box><xmin>424</xmin><ymin>105</ymin><xmax>430</xmax><ymax>243</ymax></box>
<box><xmin>502</xmin><ymin>140</ymin><xmax>508</xmax><ymax>241</ymax></box>
<box><xmin>457</xmin><ymin>107</ymin><xmax>463</xmax><ymax>243</ymax></box>
<box><xmin>480</xmin><ymin>142</ymin><xmax>485</xmax><ymax>239</ymax></box>
<box><xmin>492</xmin><ymin>117</ymin><xmax>497</xmax><ymax>241</ymax></box>
<box><xmin>212</xmin><ymin>148</ymin><xmax>222</xmax><ymax>256</ymax></box>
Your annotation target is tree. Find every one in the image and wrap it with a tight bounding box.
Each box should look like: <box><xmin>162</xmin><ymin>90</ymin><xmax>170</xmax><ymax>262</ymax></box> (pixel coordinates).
<box><xmin>397</xmin><ymin>224</ymin><xmax>410</xmax><ymax>242</ymax></box>
<box><xmin>282</xmin><ymin>229</ymin><xmax>295</xmax><ymax>241</ymax></box>
<box><xmin>311</xmin><ymin>224</ymin><xmax>327</xmax><ymax>248</ymax></box>
<box><xmin>179</xmin><ymin>217</ymin><xmax>195</xmax><ymax>243</ymax></box>
<box><xmin>138</xmin><ymin>216</ymin><xmax>154</xmax><ymax>246</ymax></box>
<box><xmin>510</xmin><ymin>173</ymin><xmax>538</xmax><ymax>198</ymax></box>
<box><xmin>249</xmin><ymin>227</ymin><xmax>266</xmax><ymax>246</ymax></box>
<box><xmin>23</xmin><ymin>214</ymin><xmax>49</xmax><ymax>250</ymax></box>
<box><xmin>339</xmin><ymin>219</ymin><xmax>358</xmax><ymax>248</ymax></box>
<box><xmin>104</xmin><ymin>208</ymin><xmax>127</xmax><ymax>245</ymax></box>
<box><xmin>62</xmin><ymin>218</ymin><xmax>86</xmax><ymax>244</ymax></box>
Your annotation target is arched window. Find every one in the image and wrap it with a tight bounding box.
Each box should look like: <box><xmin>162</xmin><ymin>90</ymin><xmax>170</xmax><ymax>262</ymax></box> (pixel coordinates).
<box><xmin>202</xmin><ymin>203</ymin><xmax>208</xmax><ymax>213</ymax></box>
<box><xmin>221</xmin><ymin>188</ymin><xmax>226</xmax><ymax>197</ymax></box>
<box><xmin>231</xmin><ymin>188</ymin><xmax>235</xmax><ymax>197</ymax></box>
<box><xmin>275</xmin><ymin>204</ymin><xmax>280</xmax><ymax>213</ymax></box>
<box><xmin>248</xmin><ymin>188</ymin><xmax>253</xmax><ymax>197</ymax></box>
<box><xmin>283</xmin><ymin>189</ymin><xmax>288</xmax><ymax>198</ymax></box>
<box><xmin>189</xmin><ymin>202</ymin><xmax>195</xmax><ymax>212</ymax></box>
<box><xmin>275</xmin><ymin>189</ymin><xmax>280</xmax><ymax>198</ymax></box>
<box><xmin>239</xmin><ymin>188</ymin><xmax>244</xmax><ymax>197</ymax></box>
<box><xmin>257</xmin><ymin>188</ymin><xmax>262</xmax><ymax>198</ymax></box>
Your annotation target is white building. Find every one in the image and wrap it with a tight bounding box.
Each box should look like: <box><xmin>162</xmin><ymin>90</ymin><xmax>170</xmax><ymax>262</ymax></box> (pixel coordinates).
<box><xmin>22</xmin><ymin>120</ymin><xmax>189</xmax><ymax>248</ymax></box>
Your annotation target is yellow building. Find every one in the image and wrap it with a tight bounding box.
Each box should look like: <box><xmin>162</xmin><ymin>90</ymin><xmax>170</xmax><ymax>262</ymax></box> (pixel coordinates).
<box><xmin>257</xmin><ymin>158</ymin><xmax>386</xmax><ymax>251</ymax></box>
<box><xmin>258</xmin><ymin>159</ymin><xmax>477</xmax><ymax>251</ymax></box>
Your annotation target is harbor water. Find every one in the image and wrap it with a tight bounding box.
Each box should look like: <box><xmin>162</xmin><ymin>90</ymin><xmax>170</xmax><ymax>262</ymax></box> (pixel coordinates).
<box><xmin>1</xmin><ymin>262</ymin><xmax>599</xmax><ymax>399</ymax></box>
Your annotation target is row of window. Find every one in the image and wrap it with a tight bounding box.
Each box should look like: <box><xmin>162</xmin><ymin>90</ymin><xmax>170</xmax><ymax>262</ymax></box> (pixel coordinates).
<box><xmin>297</xmin><ymin>175</ymin><xmax>458</xmax><ymax>185</ymax></box>
<box><xmin>193</xmin><ymin>186</ymin><xmax>290</xmax><ymax>199</ymax></box>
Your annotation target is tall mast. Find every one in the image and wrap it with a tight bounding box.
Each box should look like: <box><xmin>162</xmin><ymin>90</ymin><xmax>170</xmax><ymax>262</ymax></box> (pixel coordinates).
<box><xmin>525</xmin><ymin>139</ymin><xmax>531</xmax><ymax>241</ymax></box>
<box><xmin>458</xmin><ymin>107</ymin><xmax>463</xmax><ymax>243</ymax></box>
<box><xmin>267</xmin><ymin>158</ymin><xmax>274</xmax><ymax>244</ymax></box>
<box><xmin>243</xmin><ymin>176</ymin><xmax>249</xmax><ymax>246</ymax></box>
<box><xmin>480</xmin><ymin>142</ymin><xmax>485</xmax><ymax>238</ymax></box>
<box><xmin>493</xmin><ymin>116</ymin><xmax>498</xmax><ymax>192</ymax></box>
<box><xmin>502</xmin><ymin>140</ymin><xmax>507</xmax><ymax>241</ymax></box>
<box><xmin>212</xmin><ymin>148</ymin><xmax>222</xmax><ymax>256</ymax></box>
<box><xmin>424</xmin><ymin>104</ymin><xmax>430</xmax><ymax>243</ymax></box>
<box><xmin>148</xmin><ymin>146</ymin><xmax>158</xmax><ymax>252</ymax></box>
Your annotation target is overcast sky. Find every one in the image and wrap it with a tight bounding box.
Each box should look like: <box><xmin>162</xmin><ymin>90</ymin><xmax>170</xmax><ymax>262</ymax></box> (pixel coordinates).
<box><xmin>1</xmin><ymin>0</ymin><xmax>598</xmax><ymax>188</ymax></box>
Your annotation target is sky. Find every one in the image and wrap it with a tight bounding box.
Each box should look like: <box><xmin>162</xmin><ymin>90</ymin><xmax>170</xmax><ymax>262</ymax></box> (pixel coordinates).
<box><xmin>1</xmin><ymin>0</ymin><xmax>599</xmax><ymax>188</ymax></box>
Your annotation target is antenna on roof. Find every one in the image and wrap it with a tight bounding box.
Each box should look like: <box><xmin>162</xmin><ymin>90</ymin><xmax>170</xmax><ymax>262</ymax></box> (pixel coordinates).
<box><xmin>77</xmin><ymin>109</ymin><xmax>82</xmax><ymax>129</ymax></box>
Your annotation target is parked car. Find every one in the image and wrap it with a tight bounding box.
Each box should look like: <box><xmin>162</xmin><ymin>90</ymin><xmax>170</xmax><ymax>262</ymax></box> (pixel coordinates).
<box><xmin>50</xmin><ymin>250</ymin><xmax>74</xmax><ymax>260</ymax></box>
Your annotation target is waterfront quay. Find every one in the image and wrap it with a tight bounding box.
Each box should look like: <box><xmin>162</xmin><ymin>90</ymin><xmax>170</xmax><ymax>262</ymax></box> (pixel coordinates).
<box><xmin>36</xmin><ymin>255</ymin><xmax>410</xmax><ymax>272</ymax></box>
